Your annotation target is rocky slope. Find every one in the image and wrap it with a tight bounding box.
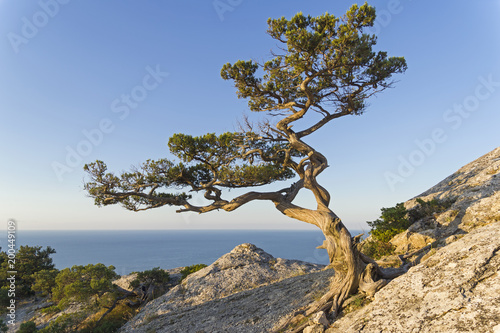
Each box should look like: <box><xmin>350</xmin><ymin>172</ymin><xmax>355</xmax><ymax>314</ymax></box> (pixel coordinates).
<box><xmin>330</xmin><ymin>221</ymin><xmax>500</xmax><ymax>333</ymax></box>
<box><xmin>119</xmin><ymin>243</ymin><xmax>328</xmax><ymax>332</ymax></box>
<box><xmin>391</xmin><ymin>147</ymin><xmax>500</xmax><ymax>253</ymax></box>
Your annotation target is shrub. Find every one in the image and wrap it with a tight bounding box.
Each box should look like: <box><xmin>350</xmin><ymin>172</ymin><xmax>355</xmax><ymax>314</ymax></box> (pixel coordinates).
<box><xmin>367</xmin><ymin>203</ymin><xmax>410</xmax><ymax>242</ymax></box>
<box><xmin>408</xmin><ymin>198</ymin><xmax>454</xmax><ymax>222</ymax></box>
<box><xmin>32</xmin><ymin>269</ymin><xmax>59</xmax><ymax>296</ymax></box>
<box><xmin>361</xmin><ymin>239</ymin><xmax>395</xmax><ymax>260</ymax></box>
<box><xmin>51</xmin><ymin>264</ymin><xmax>118</xmax><ymax>309</ymax></box>
<box><xmin>39</xmin><ymin>312</ymin><xmax>86</xmax><ymax>333</ymax></box>
<box><xmin>180</xmin><ymin>264</ymin><xmax>207</xmax><ymax>281</ymax></box>
<box><xmin>0</xmin><ymin>245</ymin><xmax>56</xmax><ymax>298</ymax></box>
<box><xmin>40</xmin><ymin>304</ymin><xmax>61</xmax><ymax>314</ymax></box>
<box><xmin>0</xmin><ymin>287</ymin><xmax>9</xmax><ymax>310</ymax></box>
<box><xmin>18</xmin><ymin>321</ymin><xmax>38</xmax><ymax>333</ymax></box>
<box><xmin>129</xmin><ymin>267</ymin><xmax>170</xmax><ymax>289</ymax></box>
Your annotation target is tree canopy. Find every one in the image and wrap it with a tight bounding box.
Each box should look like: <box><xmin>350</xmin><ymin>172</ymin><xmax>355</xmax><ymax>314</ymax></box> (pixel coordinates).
<box><xmin>50</xmin><ymin>263</ymin><xmax>118</xmax><ymax>310</ymax></box>
<box><xmin>0</xmin><ymin>245</ymin><xmax>56</xmax><ymax>298</ymax></box>
<box><xmin>84</xmin><ymin>3</ymin><xmax>406</xmax><ymax>221</ymax></box>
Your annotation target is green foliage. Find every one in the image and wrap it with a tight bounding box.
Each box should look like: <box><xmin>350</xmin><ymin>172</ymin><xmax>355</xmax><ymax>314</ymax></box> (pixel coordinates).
<box><xmin>18</xmin><ymin>321</ymin><xmax>38</xmax><ymax>333</ymax></box>
<box><xmin>79</xmin><ymin>303</ymin><xmax>135</xmax><ymax>333</ymax></box>
<box><xmin>40</xmin><ymin>304</ymin><xmax>61</xmax><ymax>314</ymax></box>
<box><xmin>180</xmin><ymin>264</ymin><xmax>208</xmax><ymax>281</ymax></box>
<box><xmin>51</xmin><ymin>264</ymin><xmax>118</xmax><ymax>309</ymax></box>
<box><xmin>32</xmin><ymin>269</ymin><xmax>59</xmax><ymax>296</ymax></box>
<box><xmin>129</xmin><ymin>267</ymin><xmax>170</xmax><ymax>289</ymax></box>
<box><xmin>0</xmin><ymin>319</ymin><xmax>7</xmax><ymax>333</ymax></box>
<box><xmin>367</xmin><ymin>203</ymin><xmax>410</xmax><ymax>242</ymax></box>
<box><xmin>222</xmin><ymin>3</ymin><xmax>406</xmax><ymax>114</ymax></box>
<box><xmin>84</xmin><ymin>131</ymin><xmax>296</xmax><ymax>211</ymax></box>
<box><xmin>365</xmin><ymin>198</ymin><xmax>455</xmax><ymax>258</ymax></box>
<box><xmin>343</xmin><ymin>294</ymin><xmax>372</xmax><ymax>315</ymax></box>
<box><xmin>361</xmin><ymin>239</ymin><xmax>395</xmax><ymax>260</ymax></box>
<box><xmin>83</xmin><ymin>4</ymin><xmax>406</xmax><ymax>217</ymax></box>
<box><xmin>408</xmin><ymin>198</ymin><xmax>454</xmax><ymax>222</ymax></box>
<box><xmin>0</xmin><ymin>287</ymin><xmax>9</xmax><ymax>309</ymax></box>
<box><xmin>0</xmin><ymin>245</ymin><xmax>56</xmax><ymax>298</ymax></box>
<box><xmin>80</xmin><ymin>320</ymin><xmax>123</xmax><ymax>333</ymax></box>
<box><xmin>39</xmin><ymin>312</ymin><xmax>86</xmax><ymax>333</ymax></box>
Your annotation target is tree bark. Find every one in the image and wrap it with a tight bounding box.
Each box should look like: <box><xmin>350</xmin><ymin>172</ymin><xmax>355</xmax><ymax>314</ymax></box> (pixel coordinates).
<box><xmin>274</xmin><ymin>211</ymin><xmax>390</xmax><ymax>332</ymax></box>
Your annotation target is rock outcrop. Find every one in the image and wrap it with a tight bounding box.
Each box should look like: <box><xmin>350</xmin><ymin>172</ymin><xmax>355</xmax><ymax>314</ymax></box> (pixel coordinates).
<box><xmin>119</xmin><ymin>243</ymin><xmax>328</xmax><ymax>332</ymax></box>
<box><xmin>391</xmin><ymin>147</ymin><xmax>500</xmax><ymax>253</ymax></box>
<box><xmin>330</xmin><ymin>221</ymin><xmax>500</xmax><ymax>333</ymax></box>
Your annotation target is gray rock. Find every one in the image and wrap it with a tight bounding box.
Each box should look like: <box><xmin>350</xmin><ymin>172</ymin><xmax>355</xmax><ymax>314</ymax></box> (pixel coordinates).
<box><xmin>120</xmin><ymin>269</ymin><xmax>335</xmax><ymax>333</ymax></box>
<box><xmin>331</xmin><ymin>222</ymin><xmax>500</xmax><ymax>333</ymax></box>
<box><xmin>311</xmin><ymin>310</ymin><xmax>330</xmax><ymax>327</ymax></box>
<box><xmin>304</xmin><ymin>323</ymin><xmax>326</xmax><ymax>333</ymax></box>
<box><xmin>119</xmin><ymin>243</ymin><xmax>327</xmax><ymax>332</ymax></box>
<box><xmin>393</xmin><ymin>147</ymin><xmax>500</xmax><ymax>253</ymax></box>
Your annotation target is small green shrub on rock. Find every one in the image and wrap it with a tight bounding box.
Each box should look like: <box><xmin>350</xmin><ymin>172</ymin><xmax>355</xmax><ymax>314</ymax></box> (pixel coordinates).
<box><xmin>129</xmin><ymin>267</ymin><xmax>170</xmax><ymax>289</ymax></box>
<box><xmin>361</xmin><ymin>239</ymin><xmax>396</xmax><ymax>260</ymax></box>
<box><xmin>180</xmin><ymin>264</ymin><xmax>208</xmax><ymax>281</ymax></box>
<box><xmin>367</xmin><ymin>203</ymin><xmax>410</xmax><ymax>242</ymax></box>
<box><xmin>408</xmin><ymin>198</ymin><xmax>454</xmax><ymax>222</ymax></box>
<box><xmin>18</xmin><ymin>321</ymin><xmax>37</xmax><ymax>333</ymax></box>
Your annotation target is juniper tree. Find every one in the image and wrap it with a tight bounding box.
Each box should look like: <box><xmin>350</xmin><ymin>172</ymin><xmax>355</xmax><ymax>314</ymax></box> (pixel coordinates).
<box><xmin>84</xmin><ymin>3</ymin><xmax>407</xmax><ymax>324</ymax></box>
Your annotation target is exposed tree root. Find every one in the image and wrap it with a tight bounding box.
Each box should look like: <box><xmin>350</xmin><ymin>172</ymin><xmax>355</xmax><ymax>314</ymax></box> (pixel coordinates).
<box><xmin>274</xmin><ymin>234</ymin><xmax>411</xmax><ymax>333</ymax></box>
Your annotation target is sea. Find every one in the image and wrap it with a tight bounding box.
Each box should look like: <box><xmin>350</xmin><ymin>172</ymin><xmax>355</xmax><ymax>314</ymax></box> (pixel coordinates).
<box><xmin>0</xmin><ymin>229</ymin><xmax>363</xmax><ymax>276</ymax></box>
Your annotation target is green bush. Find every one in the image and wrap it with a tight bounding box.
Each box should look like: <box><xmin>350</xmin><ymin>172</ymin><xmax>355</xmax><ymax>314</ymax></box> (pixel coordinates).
<box><xmin>367</xmin><ymin>203</ymin><xmax>410</xmax><ymax>242</ymax></box>
<box><xmin>408</xmin><ymin>198</ymin><xmax>454</xmax><ymax>222</ymax></box>
<box><xmin>40</xmin><ymin>304</ymin><xmax>61</xmax><ymax>314</ymax></box>
<box><xmin>32</xmin><ymin>269</ymin><xmax>59</xmax><ymax>296</ymax></box>
<box><xmin>129</xmin><ymin>267</ymin><xmax>170</xmax><ymax>289</ymax></box>
<box><xmin>39</xmin><ymin>312</ymin><xmax>86</xmax><ymax>333</ymax></box>
<box><xmin>0</xmin><ymin>319</ymin><xmax>7</xmax><ymax>333</ymax></box>
<box><xmin>52</xmin><ymin>264</ymin><xmax>118</xmax><ymax>309</ymax></box>
<box><xmin>18</xmin><ymin>321</ymin><xmax>38</xmax><ymax>333</ymax></box>
<box><xmin>180</xmin><ymin>264</ymin><xmax>208</xmax><ymax>281</ymax></box>
<box><xmin>361</xmin><ymin>239</ymin><xmax>395</xmax><ymax>260</ymax></box>
<box><xmin>0</xmin><ymin>287</ymin><xmax>9</xmax><ymax>310</ymax></box>
<box><xmin>0</xmin><ymin>245</ymin><xmax>56</xmax><ymax>298</ymax></box>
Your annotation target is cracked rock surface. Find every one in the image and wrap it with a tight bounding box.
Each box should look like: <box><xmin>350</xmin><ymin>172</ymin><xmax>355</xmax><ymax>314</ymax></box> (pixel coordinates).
<box><xmin>331</xmin><ymin>221</ymin><xmax>500</xmax><ymax>333</ymax></box>
<box><xmin>119</xmin><ymin>243</ymin><xmax>327</xmax><ymax>332</ymax></box>
<box><xmin>390</xmin><ymin>147</ymin><xmax>500</xmax><ymax>253</ymax></box>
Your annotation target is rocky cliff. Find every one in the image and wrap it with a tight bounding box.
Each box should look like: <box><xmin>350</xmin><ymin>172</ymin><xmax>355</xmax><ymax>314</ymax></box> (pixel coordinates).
<box><xmin>330</xmin><ymin>221</ymin><xmax>500</xmax><ymax>333</ymax></box>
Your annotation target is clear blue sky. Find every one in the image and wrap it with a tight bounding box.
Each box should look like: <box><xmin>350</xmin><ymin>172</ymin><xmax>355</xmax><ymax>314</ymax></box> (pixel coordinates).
<box><xmin>1</xmin><ymin>0</ymin><xmax>499</xmax><ymax>231</ymax></box>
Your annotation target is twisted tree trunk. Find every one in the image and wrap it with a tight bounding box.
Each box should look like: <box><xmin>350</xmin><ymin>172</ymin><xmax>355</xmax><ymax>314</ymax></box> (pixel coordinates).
<box><xmin>274</xmin><ymin>210</ymin><xmax>392</xmax><ymax>332</ymax></box>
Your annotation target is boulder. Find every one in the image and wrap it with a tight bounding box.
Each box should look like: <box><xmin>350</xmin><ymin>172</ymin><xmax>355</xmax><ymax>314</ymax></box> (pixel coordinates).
<box><xmin>119</xmin><ymin>243</ymin><xmax>327</xmax><ymax>332</ymax></box>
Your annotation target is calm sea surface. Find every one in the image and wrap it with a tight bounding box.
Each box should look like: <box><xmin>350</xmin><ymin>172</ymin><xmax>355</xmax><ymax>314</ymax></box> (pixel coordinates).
<box><xmin>0</xmin><ymin>229</ymin><xmax>362</xmax><ymax>275</ymax></box>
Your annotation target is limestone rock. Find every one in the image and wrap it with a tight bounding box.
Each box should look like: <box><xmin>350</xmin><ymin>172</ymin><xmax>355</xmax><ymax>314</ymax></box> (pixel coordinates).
<box><xmin>331</xmin><ymin>222</ymin><xmax>500</xmax><ymax>332</ymax></box>
<box><xmin>113</xmin><ymin>273</ymin><xmax>138</xmax><ymax>291</ymax></box>
<box><xmin>119</xmin><ymin>243</ymin><xmax>327</xmax><ymax>332</ymax></box>
<box><xmin>311</xmin><ymin>310</ymin><xmax>330</xmax><ymax>327</ymax></box>
<box><xmin>120</xmin><ymin>269</ymin><xmax>335</xmax><ymax>333</ymax></box>
<box><xmin>393</xmin><ymin>147</ymin><xmax>500</xmax><ymax>253</ymax></box>
<box><xmin>390</xmin><ymin>228</ymin><xmax>438</xmax><ymax>253</ymax></box>
<box><xmin>304</xmin><ymin>323</ymin><xmax>326</xmax><ymax>333</ymax></box>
